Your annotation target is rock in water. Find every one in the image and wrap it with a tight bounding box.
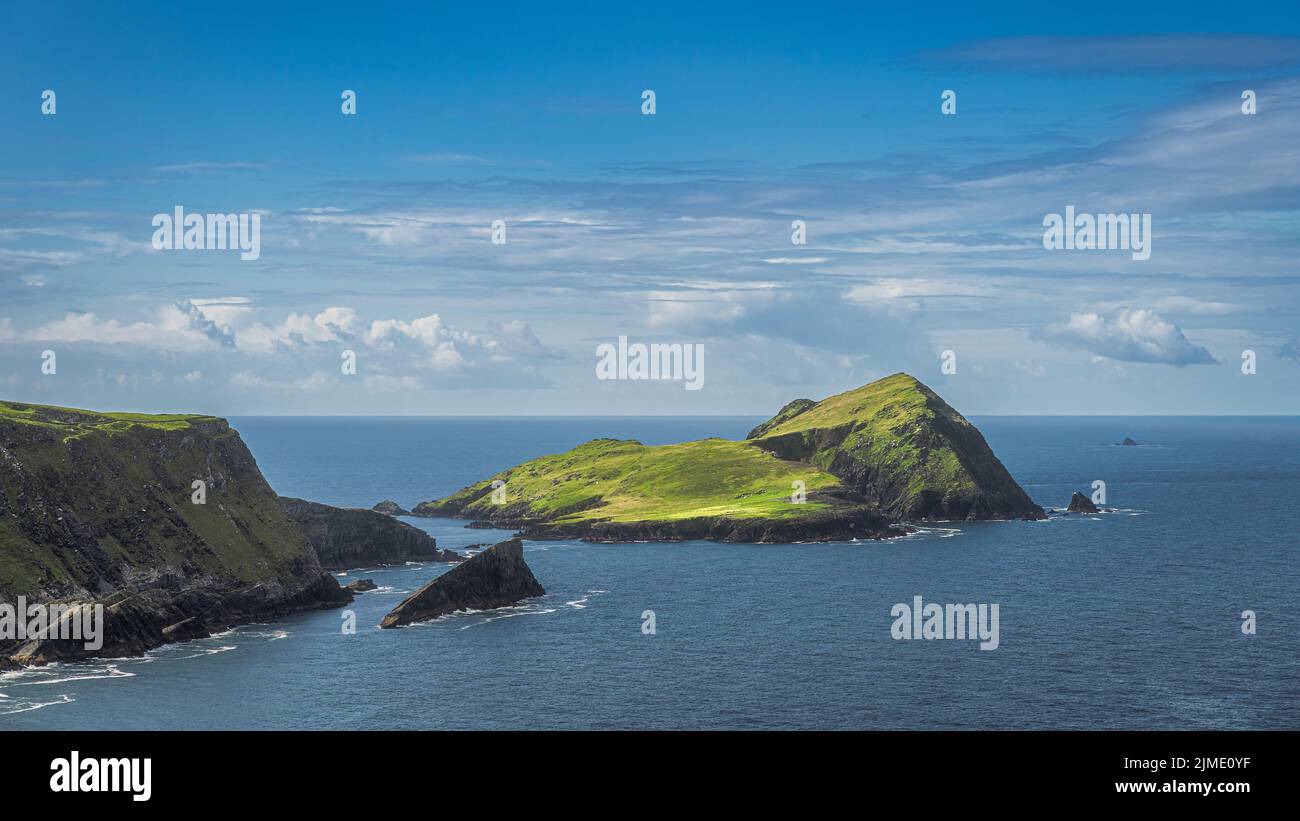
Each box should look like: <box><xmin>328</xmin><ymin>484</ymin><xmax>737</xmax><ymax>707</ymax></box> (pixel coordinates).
<box><xmin>279</xmin><ymin>496</ymin><xmax>461</xmax><ymax>569</ymax></box>
<box><xmin>344</xmin><ymin>579</ymin><xmax>378</xmax><ymax>592</ymax></box>
<box><xmin>1066</xmin><ymin>491</ymin><xmax>1100</xmax><ymax>513</ymax></box>
<box><xmin>380</xmin><ymin>538</ymin><xmax>544</xmax><ymax>628</ymax></box>
<box><xmin>1120</xmin><ymin>437</ymin><xmax>1138</xmax><ymax>446</ymax></box>
<box><xmin>372</xmin><ymin>499</ymin><xmax>411</xmax><ymax>516</ymax></box>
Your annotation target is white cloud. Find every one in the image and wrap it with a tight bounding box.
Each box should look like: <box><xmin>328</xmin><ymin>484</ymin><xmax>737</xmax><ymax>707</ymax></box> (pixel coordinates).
<box><xmin>1036</xmin><ymin>308</ymin><xmax>1217</xmax><ymax>366</ymax></box>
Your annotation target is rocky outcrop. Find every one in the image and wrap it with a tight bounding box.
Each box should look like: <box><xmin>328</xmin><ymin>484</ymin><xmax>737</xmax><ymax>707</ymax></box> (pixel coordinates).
<box><xmin>746</xmin><ymin>398</ymin><xmax>816</xmax><ymax>439</ymax></box>
<box><xmin>1066</xmin><ymin>491</ymin><xmax>1100</xmax><ymax>514</ymax></box>
<box><xmin>279</xmin><ymin>497</ymin><xmax>461</xmax><ymax>569</ymax></box>
<box><xmin>344</xmin><ymin>578</ymin><xmax>377</xmax><ymax>592</ymax></box>
<box><xmin>0</xmin><ymin>401</ymin><xmax>350</xmax><ymax>670</ymax></box>
<box><xmin>1119</xmin><ymin>437</ymin><xmax>1138</xmax><ymax>446</ymax></box>
<box><xmin>372</xmin><ymin>500</ymin><xmax>411</xmax><ymax>516</ymax></box>
<box><xmin>380</xmin><ymin>538</ymin><xmax>544</xmax><ymax>628</ymax></box>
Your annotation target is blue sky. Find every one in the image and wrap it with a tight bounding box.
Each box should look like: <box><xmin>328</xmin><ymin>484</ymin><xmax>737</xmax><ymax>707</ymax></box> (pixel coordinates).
<box><xmin>2</xmin><ymin>1</ymin><xmax>1299</xmax><ymax>415</ymax></box>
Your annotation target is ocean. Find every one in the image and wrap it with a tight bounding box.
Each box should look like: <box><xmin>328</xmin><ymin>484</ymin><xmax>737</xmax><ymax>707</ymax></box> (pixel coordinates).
<box><xmin>3</xmin><ymin>416</ymin><xmax>1298</xmax><ymax>729</ymax></box>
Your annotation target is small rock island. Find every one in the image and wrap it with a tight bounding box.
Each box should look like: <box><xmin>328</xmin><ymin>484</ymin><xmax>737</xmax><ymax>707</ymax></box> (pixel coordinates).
<box><xmin>1066</xmin><ymin>491</ymin><xmax>1100</xmax><ymax>514</ymax></box>
<box><xmin>381</xmin><ymin>538</ymin><xmax>545</xmax><ymax>627</ymax></box>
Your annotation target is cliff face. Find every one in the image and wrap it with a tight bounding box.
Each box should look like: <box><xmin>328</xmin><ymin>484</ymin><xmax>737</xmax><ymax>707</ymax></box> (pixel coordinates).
<box><xmin>380</xmin><ymin>538</ymin><xmax>544</xmax><ymax>627</ymax></box>
<box><xmin>278</xmin><ymin>496</ymin><xmax>460</xmax><ymax>569</ymax></box>
<box><xmin>0</xmin><ymin>401</ymin><xmax>349</xmax><ymax>669</ymax></box>
<box><xmin>747</xmin><ymin>374</ymin><xmax>1044</xmax><ymax>522</ymax></box>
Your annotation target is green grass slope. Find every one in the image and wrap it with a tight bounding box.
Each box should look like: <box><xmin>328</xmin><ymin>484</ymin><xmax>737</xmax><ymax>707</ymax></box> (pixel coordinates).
<box><xmin>414</xmin><ymin>437</ymin><xmax>900</xmax><ymax>541</ymax></box>
<box><xmin>747</xmin><ymin>373</ymin><xmax>1044</xmax><ymax>521</ymax></box>
<box><xmin>416</xmin><ymin>437</ymin><xmax>845</xmax><ymax>524</ymax></box>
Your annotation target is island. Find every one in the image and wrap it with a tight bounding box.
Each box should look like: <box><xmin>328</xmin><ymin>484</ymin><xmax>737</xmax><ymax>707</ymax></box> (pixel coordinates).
<box><xmin>411</xmin><ymin>373</ymin><xmax>1044</xmax><ymax>542</ymax></box>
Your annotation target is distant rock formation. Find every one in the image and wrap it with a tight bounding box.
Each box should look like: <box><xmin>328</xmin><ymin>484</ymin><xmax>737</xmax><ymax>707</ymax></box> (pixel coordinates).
<box><xmin>1119</xmin><ymin>437</ymin><xmax>1138</xmax><ymax>446</ymax></box>
<box><xmin>344</xmin><ymin>579</ymin><xmax>377</xmax><ymax>592</ymax></box>
<box><xmin>1066</xmin><ymin>491</ymin><xmax>1100</xmax><ymax>514</ymax></box>
<box><xmin>279</xmin><ymin>497</ymin><xmax>461</xmax><ymax>570</ymax></box>
<box><xmin>380</xmin><ymin>538</ymin><xmax>544</xmax><ymax>628</ymax></box>
<box><xmin>372</xmin><ymin>499</ymin><xmax>411</xmax><ymax>516</ymax></box>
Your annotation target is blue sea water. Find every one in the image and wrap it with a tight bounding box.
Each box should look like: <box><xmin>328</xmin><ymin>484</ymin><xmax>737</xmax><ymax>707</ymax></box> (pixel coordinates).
<box><xmin>3</xmin><ymin>416</ymin><xmax>1298</xmax><ymax>729</ymax></box>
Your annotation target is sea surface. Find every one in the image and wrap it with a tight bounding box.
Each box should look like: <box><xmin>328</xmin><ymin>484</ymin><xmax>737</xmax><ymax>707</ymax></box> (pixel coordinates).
<box><xmin>3</xmin><ymin>416</ymin><xmax>1298</xmax><ymax>729</ymax></box>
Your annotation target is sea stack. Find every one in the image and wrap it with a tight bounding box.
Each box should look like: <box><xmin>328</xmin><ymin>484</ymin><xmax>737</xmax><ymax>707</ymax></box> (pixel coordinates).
<box><xmin>372</xmin><ymin>500</ymin><xmax>411</xmax><ymax>516</ymax></box>
<box><xmin>380</xmin><ymin>538</ymin><xmax>545</xmax><ymax>628</ymax></box>
<box><xmin>1066</xmin><ymin>491</ymin><xmax>1100</xmax><ymax>514</ymax></box>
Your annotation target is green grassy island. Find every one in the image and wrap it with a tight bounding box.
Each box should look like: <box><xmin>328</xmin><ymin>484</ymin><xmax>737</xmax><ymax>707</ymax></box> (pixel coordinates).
<box><xmin>413</xmin><ymin>373</ymin><xmax>1045</xmax><ymax>542</ymax></box>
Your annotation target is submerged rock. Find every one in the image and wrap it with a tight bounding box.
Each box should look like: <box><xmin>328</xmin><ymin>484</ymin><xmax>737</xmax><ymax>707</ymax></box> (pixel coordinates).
<box><xmin>1066</xmin><ymin>491</ymin><xmax>1100</xmax><ymax>514</ymax></box>
<box><xmin>1119</xmin><ymin>437</ymin><xmax>1138</xmax><ymax>446</ymax></box>
<box><xmin>280</xmin><ymin>497</ymin><xmax>461</xmax><ymax>569</ymax></box>
<box><xmin>380</xmin><ymin>538</ymin><xmax>544</xmax><ymax>628</ymax></box>
<box><xmin>372</xmin><ymin>499</ymin><xmax>411</xmax><ymax>516</ymax></box>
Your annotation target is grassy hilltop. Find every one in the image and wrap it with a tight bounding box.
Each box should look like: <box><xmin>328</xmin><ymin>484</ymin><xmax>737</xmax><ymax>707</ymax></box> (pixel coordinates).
<box><xmin>747</xmin><ymin>373</ymin><xmax>1043</xmax><ymax>521</ymax></box>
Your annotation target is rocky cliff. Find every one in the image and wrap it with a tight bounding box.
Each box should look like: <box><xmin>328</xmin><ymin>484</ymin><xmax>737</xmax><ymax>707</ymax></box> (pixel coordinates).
<box><xmin>278</xmin><ymin>496</ymin><xmax>460</xmax><ymax>569</ymax></box>
<box><xmin>380</xmin><ymin>538</ymin><xmax>544</xmax><ymax>627</ymax></box>
<box><xmin>0</xmin><ymin>401</ymin><xmax>350</xmax><ymax>669</ymax></box>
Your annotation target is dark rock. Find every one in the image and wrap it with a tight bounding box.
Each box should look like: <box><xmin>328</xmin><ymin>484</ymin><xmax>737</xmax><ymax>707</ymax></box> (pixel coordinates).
<box><xmin>344</xmin><ymin>578</ymin><xmax>377</xmax><ymax>592</ymax></box>
<box><xmin>372</xmin><ymin>499</ymin><xmax>411</xmax><ymax>516</ymax></box>
<box><xmin>380</xmin><ymin>538</ymin><xmax>544</xmax><ymax>628</ymax></box>
<box><xmin>1120</xmin><ymin>437</ymin><xmax>1138</xmax><ymax>446</ymax></box>
<box><xmin>1066</xmin><ymin>491</ymin><xmax>1100</xmax><ymax>514</ymax></box>
<box><xmin>279</xmin><ymin>497</ymin><xmax>461</xmax><ymax>569</ymax></box>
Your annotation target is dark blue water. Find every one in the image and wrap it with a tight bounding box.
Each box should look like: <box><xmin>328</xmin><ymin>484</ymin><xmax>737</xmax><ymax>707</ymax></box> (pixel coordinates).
<box><xmin>4</xmin><ymin>416</ymin><xmax>1298</xmax><ymax>729</ymax></box>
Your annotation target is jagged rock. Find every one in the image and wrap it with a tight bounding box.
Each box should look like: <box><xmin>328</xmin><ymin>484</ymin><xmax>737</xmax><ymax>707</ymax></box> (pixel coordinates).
<box><xmin>279</xmin><ymin>497</ymin><xmax>461</xmax><ymax>569</ymax></box>
<box><xmin>1119</xmin><ymin>437</ymin><xmax>1138</xmax><ymax>446</ymax></box>
<box><xmin>0</xmin><ymin>401</ymin><xmax>349</xmax><ymax>670</ymax></box>
<box><xmin>372</xmin><ymin>499</ymin><xmax>411</xmax><ymax>516</ymax></box>
<box><xmin>1066</xmin><ymin>491</ymin><xmax>1100</xmax><ymax>514</ymax></box>
<box><xmin>344</xmin><ymin>578</ymin><xmax>377</xmax><ymax>592</ymax></box>
<box><xmin>380</xmin><ymin>538</ymin><xmax>544</xmax><ymax>628</ymax></box>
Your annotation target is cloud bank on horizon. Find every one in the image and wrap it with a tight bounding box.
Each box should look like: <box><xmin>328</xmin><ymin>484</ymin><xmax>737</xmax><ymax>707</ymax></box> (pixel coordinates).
<box><xmin>2</xmin><ymin>4</ymin><xmax>1299</xmax><ymax>415</ymax></box>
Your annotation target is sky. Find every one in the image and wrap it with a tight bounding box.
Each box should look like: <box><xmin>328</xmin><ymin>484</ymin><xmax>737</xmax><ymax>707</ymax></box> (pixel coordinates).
<box><xmin>2</xmin><ymin>1</ymin><xmax>1299</xmax><ymax>416</ymax></box>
